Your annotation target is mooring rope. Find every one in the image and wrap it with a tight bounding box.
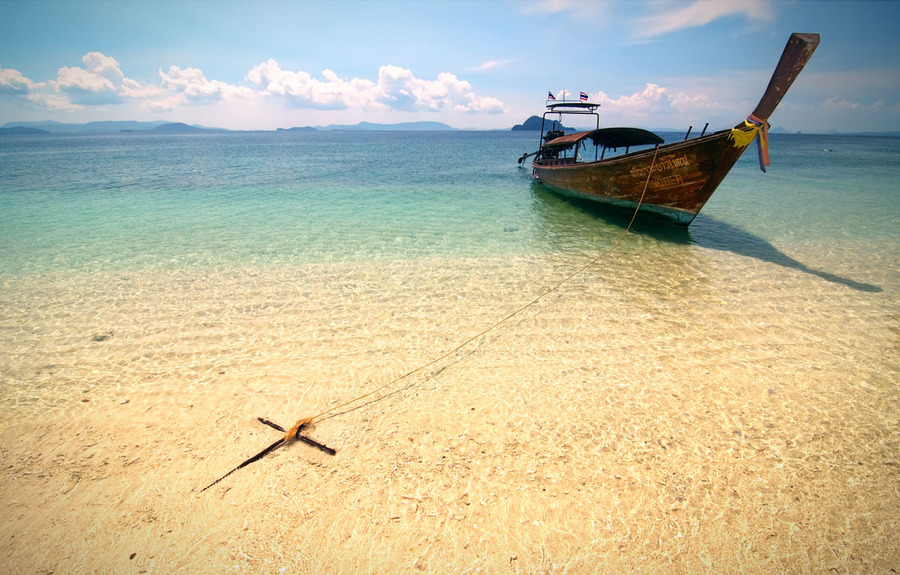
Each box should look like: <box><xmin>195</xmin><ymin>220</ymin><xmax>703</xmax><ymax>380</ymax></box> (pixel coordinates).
<box><xmin>306</xmin><ymin>143</ymin><xmax>663</xmax><ymax>426</ymax></box>
<box><xmin>201</xmin><ymin>144</ymin><xmax>663</xmax><ymax>491</ymax></box>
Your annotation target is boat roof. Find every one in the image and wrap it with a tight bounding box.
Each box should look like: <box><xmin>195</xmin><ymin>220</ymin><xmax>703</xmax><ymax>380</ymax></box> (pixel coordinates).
<box><xmin>546</xmin><ymin>101</ymin><xmax>599</xmax><ymax>111</ymax></box>
<box><xmin>541</xmin><ymin>127</ymin><xmax>665</xmax><ymax>150</ymax></box>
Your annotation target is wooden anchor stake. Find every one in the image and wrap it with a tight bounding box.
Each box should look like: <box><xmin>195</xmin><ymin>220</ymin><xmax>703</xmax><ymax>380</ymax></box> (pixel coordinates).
<box><xmin>200</xmin><ymin>417</ymin><xmax>335</xmax><ymax>492</ymax></box>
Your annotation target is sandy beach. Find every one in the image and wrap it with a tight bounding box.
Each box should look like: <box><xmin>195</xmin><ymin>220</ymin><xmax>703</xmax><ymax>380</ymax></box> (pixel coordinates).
<box><xmin>1</xmin><ymin>247</ymin><xmax>897</xmax><ymax>573</ymax></box>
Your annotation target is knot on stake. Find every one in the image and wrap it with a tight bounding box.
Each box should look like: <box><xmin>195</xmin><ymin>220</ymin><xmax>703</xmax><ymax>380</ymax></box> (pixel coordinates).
<box><xmin>200</xmin><ymin>416</ymin><xmax>335</xmax><ymax>492</ymax></box>
<box><xmin>284</xmin><ymin>417</ymin><xmax>315</xmax><ymax>442</ymax></box>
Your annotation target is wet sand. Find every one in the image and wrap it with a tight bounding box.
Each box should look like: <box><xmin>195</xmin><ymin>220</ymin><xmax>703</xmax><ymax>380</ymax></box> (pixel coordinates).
<box><xmin>0</xmin><ymin>246</ymin><xmax>897</xmax><ymax>573</ymax></box>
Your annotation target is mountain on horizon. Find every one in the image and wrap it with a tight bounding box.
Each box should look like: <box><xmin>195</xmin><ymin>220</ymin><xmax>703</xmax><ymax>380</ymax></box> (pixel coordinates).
<box><xmin>276</xmin><ymin>126</ymin><xmax>317</xmax><ymax>132</ymax></box>
<box><xmin>0</xmin><ymin>120</ymin><xmax>228</xmax><ymax>134</ymax></box>
<box><xmin>511</xmin><ymin>115</ymin><xmax>577</xmax><ymax>132</ymax></box>
<box><xmin>143</xmin><ymin>122</ymin><xmax>220</xmax><ymax>133</ymax></box>
<box><xmin>0</xmin><ymin>125</ymin><xmax>51</xmax><ymax>135</ymax></box>
<box><xmin>1</xmin><ymin>119</ymin><xmax>457</xmax><ymax>134</ymax></box>
<box><xmin>2</xmin><ymin>120</ymin><xmax>172</xmax><ymax>134</ymax></box>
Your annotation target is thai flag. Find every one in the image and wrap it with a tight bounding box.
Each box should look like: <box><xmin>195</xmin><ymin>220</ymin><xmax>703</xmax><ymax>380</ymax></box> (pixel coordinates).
<box><xmin>548</xmin><ymin>91</ymin><xmax>556</xmax><ymax>100</ymax></box>
<box><xmin>580</xmin><ymin>91</ymin><xmax>588</xmax><ymax>101</ymax></box>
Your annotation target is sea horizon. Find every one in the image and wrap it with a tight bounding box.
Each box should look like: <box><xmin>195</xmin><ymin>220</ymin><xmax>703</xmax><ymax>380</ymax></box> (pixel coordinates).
<box><xmin>4</xmin><ymin>117</ymin><xmax>900</xmax><ymax>137</ymax></box>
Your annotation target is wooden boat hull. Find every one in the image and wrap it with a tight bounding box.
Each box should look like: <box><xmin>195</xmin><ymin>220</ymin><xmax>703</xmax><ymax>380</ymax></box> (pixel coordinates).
<box><xmin>528</xmin><ymin>33</ymin><xmax>820</xmax><ymax>226</ymax></box>
<box><xmin>532</xmin><ymin>128</ymin><xmax>748</xmax><ymax>225</ymax></box>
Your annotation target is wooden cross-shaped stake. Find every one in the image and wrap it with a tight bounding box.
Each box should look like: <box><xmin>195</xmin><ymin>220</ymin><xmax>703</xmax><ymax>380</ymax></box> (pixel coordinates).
<box><xmin>201</xmin><ymin>417</ymin><xmax>336</xmax><ymax>492</ymax></box>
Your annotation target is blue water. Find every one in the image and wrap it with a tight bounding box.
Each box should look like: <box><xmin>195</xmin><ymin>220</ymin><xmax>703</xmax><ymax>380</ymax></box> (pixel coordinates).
<box><xmin>1</xmin><ymin>129</ymin><xmax>897</xmax><ymax>575</ymax></box>
<box><xmin>1</xmin><ymin>131</ymin><xmax>898</xmax><ymax>280</ymax></box>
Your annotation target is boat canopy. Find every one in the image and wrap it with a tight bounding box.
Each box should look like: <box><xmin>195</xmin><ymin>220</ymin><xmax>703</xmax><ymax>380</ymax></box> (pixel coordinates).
<box><xmin>541</xmin><ymin>127</ymin><xmax>664</xmax><ymax>151</ymax></box>
<box><xmin>547</xmin><ymin>101</ymin><xmax>599</xmax><ymax>111</ymax></box>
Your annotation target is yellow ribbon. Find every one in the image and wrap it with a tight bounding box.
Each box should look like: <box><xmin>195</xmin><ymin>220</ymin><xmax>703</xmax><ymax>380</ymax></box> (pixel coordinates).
<box><xmin>730</xmin><ymin>119</ymin><xmax>761</xmax><ymax>148</ymax></box>
<box><xmin>730</xmin><ymin>114</ymin><xmax>770</xmax><ymax>170</ymax></box>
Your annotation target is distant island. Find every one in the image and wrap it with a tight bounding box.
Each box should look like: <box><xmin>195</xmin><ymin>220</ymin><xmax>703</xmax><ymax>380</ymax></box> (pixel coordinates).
<box><xmin>142</xmin><ymin>122</ymin><xmax>215</xmax><ymax>133</ymax></box>
<box><xmin>0</xmin><ymin>119</ymin><xmax>456</xmax><ymax>135</ymax></box>
<box><xmin>1</xmin><ymin>120</ymin><xmax>172</xmax><ymax>134</ymax></box>
<box><xmin>0</xmin><ymin>126</ymin><xmax>50</xmax><ymax>135</ymax></box>
<box><xmin>276</xmin><ymin>126</ymin><xmax>317</xmax><ymax>133</ymax></box>
<box><xmin>511</xmin><ymin>116</ymin><xmax>544</xmax><ymax>131</ymax></box>
<box><xmin>512</xmin><ymin>115</ymin><xmax>575</xmax><ymax>132</ymax></box>
<box><xmin>0</xmin><ymin>120</ymin><xmax>221</xmax><ymax>135</ymax></box>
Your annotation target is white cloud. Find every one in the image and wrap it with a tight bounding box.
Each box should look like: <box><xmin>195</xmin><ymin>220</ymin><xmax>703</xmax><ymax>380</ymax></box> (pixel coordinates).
<box><xmin>377</xmin><ymin>67</ymin><xmax>506</xmax><ymax>114</ymax></box>
<box><xmin>823</xmin><ymin>95</ymin><xmax>900</xmax><ymax>114</ymax></box>
<box><xmin>2</xmin><ymin>52</ymin><xmax>506</xmax><ymax>123</ymax></box>
<box><xmin>3</xmin><ymin>52</ymin><xmax>252</xmax><ymax>112</ymax></box>
<box><xmin>0</xmin><ymin>64</ymin><xmax>80</xmax><ymax>110</ymax></box>
<box><xmin>823</xmin><ymin>96</ymin><xmax>861</xmax><ymax>111</ymax></box>
<box><xmin>558</xmin><ymin>83</ymin><xmax>731</xmax><ymax>128</ymax></box>
<box><xmin>246</xmin><ymin>59</ymin><xmax>378</xmax><ymax>110</ymax></box>
<box><xmin>375</xmin><ymin>65</ymin><xmax>418</xmax><ymax>110</ymax></box>
<box><xmin>51</xmin><ymin>52</ymin><xmax>139</xmax><ymax>105</ymax></box>
<box><xmin>83</xmin><ymin>52</ymin><xmax>126</xmax><ymax>85</ymax></box>
<box><xmin>632</xmin><ymin>0</ymin><xmax>774</xmax><ymax>40</ymax></box>
<box><xmin>2</xmin><ymin>52</ymin><xmax>157</xmax><ymax>109</ymax></box>
<box><xmin>27</xmin><ymin>92</ymin><xmax>80</xmax><ymax>111</ymax></box>
<box><xmin>246</xmin><ymin>59</ymin><xmax>313</xmax><ymax>97</ymax></box>
<box><xmin>0</xmin><ymin>65</ymin><xmax>40</xmax><ymax>93</ymax></box>
<box><xmin>588</xmin><ymin>83</ymin><xmax>723</xmax><ymax>119</ymax></box>
<box><xmin>157</xmin><ymin>65</ymin><xmax>257</xmax><ymax>106</ymax></box>
<box><xmin>521</xmin><ymin>1</ymin><xmax>770</xmax><ymax>43</ymax></box>
<box><xmin>55</xmin><ymin>65</ymin><xmax>117</xmax><ymax>93</ymax></box>
<box><xmin>458</xmin><ymin>95</ymin><xmax>506</xmax><ymax>114</ymax></box>
<box><xmin>247</xmin><ymin>60</ymin><xmax>506</xmax><ymax>114</ymax></box>
<box><xmin>120</xmin><ymin>77</ymin><xmax>164</xmax><ymax>99</ymax></box>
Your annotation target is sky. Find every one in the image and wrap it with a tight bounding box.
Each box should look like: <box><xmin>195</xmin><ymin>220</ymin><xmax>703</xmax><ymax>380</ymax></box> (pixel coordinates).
<box><xmin>1</xmin><ymin>0</ymin><xmax>898</xmax><ymax>133</ymax></box>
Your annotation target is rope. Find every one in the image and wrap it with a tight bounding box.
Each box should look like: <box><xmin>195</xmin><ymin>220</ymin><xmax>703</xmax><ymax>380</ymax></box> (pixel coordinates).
<box><xmin>300</xmin><ymin>143</ymin><xmax>663</xmax><ymax>429</ymax></box>
<box><xmin>201</xmin><ymin>145</ymin><xmax>664</xmax><ymax>491</ymax></box>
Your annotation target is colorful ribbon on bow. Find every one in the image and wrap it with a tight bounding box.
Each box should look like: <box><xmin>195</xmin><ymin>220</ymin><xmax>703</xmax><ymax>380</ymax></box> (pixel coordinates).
<box><xmin>730</xmin><ymin>114</ymin><xmax>770</xmax><ymax>172</ymax></box>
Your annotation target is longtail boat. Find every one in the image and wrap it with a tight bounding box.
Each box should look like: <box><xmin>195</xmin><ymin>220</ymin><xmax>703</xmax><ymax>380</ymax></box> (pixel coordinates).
<box><xmin>518</xmin><ymin>33</ymin><xmax>820</xmax><ymax>225</ymax></box>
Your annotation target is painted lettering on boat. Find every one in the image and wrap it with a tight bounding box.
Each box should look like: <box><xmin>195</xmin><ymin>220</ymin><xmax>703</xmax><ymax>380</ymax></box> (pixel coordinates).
<box><xmin>649</xmin><ymin>174</ymin><xmax>685</xmax><ymax>189</ymax></box>
<box><xmin>629</xmin><ymin>154</ymin><xmax>691</xmax><ymax>178</ymax></box>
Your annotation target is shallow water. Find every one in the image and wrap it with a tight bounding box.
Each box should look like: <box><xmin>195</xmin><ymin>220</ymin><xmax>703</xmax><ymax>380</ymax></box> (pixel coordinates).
<box><xmin>0</xmin><ymin>130</ymin><xmax>897</xmax><ymax>573</ymax></box>
<box><xmin>1</xmin><ymin>129</ymin><xmax>897</xmax><ymax>423</ymax></box>
<box><xmin>1</xmin><ymin>128</ymin><xmax>897</xmax><ymax>427</ymax></box>
<box><xmin>2</xmin><ymin>131</ymin><xmax>896</xmax><ymax>271</ymax></box>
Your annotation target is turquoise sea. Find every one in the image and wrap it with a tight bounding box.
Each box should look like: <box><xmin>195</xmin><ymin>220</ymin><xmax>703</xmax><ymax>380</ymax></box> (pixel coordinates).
<box><xmin>2</xmin><ymin>130</ymin><xmax>897</xmax><ymax>278</ymax></box>
<box><xmin>1</xmin><ymin>130</ymin><xmax>899</xmax><ymax>573</ymax></box>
